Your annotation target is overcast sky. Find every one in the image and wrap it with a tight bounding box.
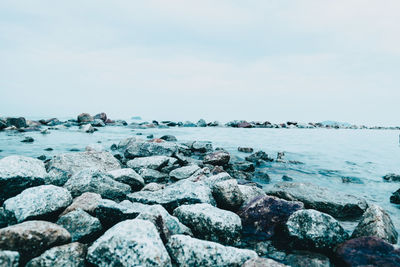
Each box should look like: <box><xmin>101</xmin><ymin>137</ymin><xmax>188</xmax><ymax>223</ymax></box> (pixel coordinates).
<box><xmin>1</xmin><ymin>1</ymin><xmax>399</xmax><ymax>125</ymax></box>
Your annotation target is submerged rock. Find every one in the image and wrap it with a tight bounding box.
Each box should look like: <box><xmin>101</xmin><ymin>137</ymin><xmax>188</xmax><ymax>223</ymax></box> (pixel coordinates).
<box><xmin>238</xmin><ymin>147</ymin><xmax>254</xmax><ymax>153</ymax></box>
<box><xmin>245</xmin><ymin>151</ymin><xmax>273</xmax><ymax>164</ymax></box>
<box><xmin>212</xmin><ymin>179</ymin><xmax>244</xmax><ymax>211</ymax></box>
<box><xmin>107</xmin><ymin>168</ymin><xmax>144</xmax><ymax>191</ymax></box>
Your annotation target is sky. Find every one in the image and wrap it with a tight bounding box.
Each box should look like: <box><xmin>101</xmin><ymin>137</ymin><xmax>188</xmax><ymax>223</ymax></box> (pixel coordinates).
<box><xmin>1</xmin><ymin>1</ymin><xmax>399</xmax><ymax>126</ymax></box>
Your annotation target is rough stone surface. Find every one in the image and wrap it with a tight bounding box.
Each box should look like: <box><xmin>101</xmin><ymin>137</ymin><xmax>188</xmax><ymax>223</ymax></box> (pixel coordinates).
<box><xmin>25</xmin><ymin>242</ymin><xmax>87</xmax><ymax>267</ymax></box>
<box><xmin>267</xmin><ymin>182</ymin><xmax>368</xmax><ymax>219</ymax></box>
<box><xmin>170</xmin><ymin>165</ymin><xmax>200</xmax><ymax>180</ymax></box>
<box><xmin>124</xmin><ymin>141</ymin><xmax>178</xmax><ymax>158</ymax></box>
<box><xmin>166</xmin><ymin>234</ymin><xmax>257</xmax><ymax>267</ymax></box>
<box><xmin>0</xmin><ymin>156</ymin><xmax>46</xmax><ymax>203</ymax></box>
<box><xmin>242</xmin><ymin>258</ymin><xmax>288</xmax><ymax>267</ymax></box>
<box><xmin>203</xmin><ymin>151</ymin><xmax>230</xmax><ymax>166</ymax></box>
<box><xmin>139</xmin><ymin>168</ymin><xmax>169</xmax><ymax>183</ymax></box>
<box><xmin>107</xmin><ymin>168</ymin><xmax>144</xmax><ymax>191</ymax></box>
<box><xmin>0</xmin><ymin>250</ymin><xmax>19</xmax><ymax>267</ymax></box>
<box><xmin>4</xmin><ymin>185</ymin><xmax>72</xmax><ymax>223</ymax></box>
<box><xmin>212</xmin><ymin>179</ymin><xmax>244</xmax><ymax>211</ymax></box>
<box><xmin>173</xmin><ymin>203</ymin><xmax>241</xmax><ymax>245</ymax></box>
<box><xmin>191</xmin><ymin>141</ymin><xmax>213</xmax><ymax>153</ymax></box>
<box><xmin>87</xmin><ymin>219</ymin><xmax>171</xmax><ymax>267</ymax></box>
<box><xmin>60</xmin><ymin>192</ymin><xmax>102</xmax><ymax>216</ymax></box>
<box><xmin>79</xmin><ymin>124</ymin><xmax>94</xmax><ymax>133</ymax></box>
<box><xmin>127</xmin><ymin>156</ymin><xmax>173</xmax><ymax>171</ymax></box>
<box><xmin>0</xmin><ymin>221</ymin><xmax>71</xmax><ymax>263</ymax></box>
<box><xmin>238</xmin><ymin>184</ymin><xmax>266</xmax><ymax>207</ymax></box>
<box><xmin>351</xmin><ymin>204</ymin><xmax>398</xmax><ymax>244</ymax></box>
<box><xmin>286</xmin><ymin>209</ymin><xmax>349</xmax><ymax>251</ymax></box>
<box><xmin>284</xmin><ymin>250</ymin><xmax>331</xmax><ymax>267</ymax></box>
<box><xmin>142</xmin><ymin>182</ymin><xmax>165</xmax><ymax>191</ymax></box>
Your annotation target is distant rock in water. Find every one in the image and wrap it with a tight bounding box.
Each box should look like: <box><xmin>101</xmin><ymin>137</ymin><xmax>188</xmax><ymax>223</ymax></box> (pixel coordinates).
<box><xmin>319</xmin><ymin>120</ymin><xmax>351</xmax><ymax>128</ymax></box>
<box><xmin>383</xmin><ymin>173</ymin><xmax>400</xmax><ymax>182</ymax></box>
<box><xmin>6</xmin><ymin>117</ymin><xmax>27</xmax><ymax>128</ymax></box>
<box><xmin>21</xmin><ymin>136</ymin><xmax>34</xmax><ymax>143</ymax></box>
<box><xmin>77</xmin><ymin>113</ymin><xmax>93</xmax><ymax>123</ymax></box>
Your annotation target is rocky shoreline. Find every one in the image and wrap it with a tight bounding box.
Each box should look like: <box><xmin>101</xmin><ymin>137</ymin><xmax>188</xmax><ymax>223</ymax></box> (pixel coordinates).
<box><xmin>0</xmin><ymin>113</ymin><xmax>400</xmax><ymax>266</ymax></box>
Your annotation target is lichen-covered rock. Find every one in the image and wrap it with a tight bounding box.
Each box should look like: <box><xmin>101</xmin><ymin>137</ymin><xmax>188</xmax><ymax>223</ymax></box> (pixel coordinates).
<box><xmin>286</xmin><ymin>209</ymin><xmax>349</xmax><ymax>251</ymax></box>
<box><xmin>242</xmin><ymin>258</ymin><xmax>288</xmax><ymax>267</ymax></box>
<box><xmin>124</xmin><ymin>141</ymin><xmax>178</xmax><ymax>158</ymax></box>
<box><xmin>267</xmin><ymin>182</ymin><xmax>368</xmax><ymax>219</ymax></box>
<box><xmin>3</xmin><ymin>185</ymin><xmax>72</xmax><ymax>223</ymax></box>
<box><xmin>0</xmin><ymin>156</ymin><xmax>46</xmax><ymax>204</ymax></box>
<box><xmin>212</xmin><ymin>179</ymin><xmax>244</xmax><ymax>211</ymax></box>
<box><xmin>238</xmin><ymin>184</ymin><xmax>266</xmax><ymax>207</ymax></box>
<box><xmin>203</xmin><ymin>151</ymin><xmax>230</xmax><ymax>166</ymax></box>
<box><xmin>63</xmin><ymin>168</ymin><xmax>131</xmax><ymax>201</ymax></box>
<box><xmin>0</xmin><ymin>250</ymin><xmax>19</xmax><ymax>267</ymax></box>
<box><xmin>57</xmin><ymin>209</ymin><xmax>102</xmax><ymax>243</ymax></box>
<box><xmin>60</xmin><ymin>192</ymin><xmax>102</xmax><ymax>216</ymax></box>
<box><xmin>170</xmin><ymin>165</ymin><xmax>200</xmax><ymax>180</ymax></box>
<box><xmin>0</xmin><ymin>221</ymin><xmax>71</xmax><ymax>264</ymax></box>
<box><xmin>173</xmin><ymin>203</ymin><xmax>241</xmax><ymax>245</ymax></box>
<box><xmin>166</xmin><ymin>234</ymin><xmax>257</xmax><ymax>267</ymax></box>
<box><xmin>127</xmin><ymin>156</ymin><xmax>173</xmax><ymax>171</ymax></box>
<box><xmin>25</xmin><ymin>242</ymin><xmax>87</xmax><ymax>267</ymax></box>
<box><xmin>351</xmin><ymin>204</ymin><xmax>398</xmax><ymax>244</ymax></box>
<box><xmin>139</xmin><ymin>168</ymin><xmax>169</xmax><ymax>183</ymax></box>
<box><xmin>87</xmin><ymin>219</ymin><xmax>171</xmax><ymax>267</ymax></box>
<box><xmin>107</xmin><ymin>168</ymin><xmax>144</xmax><ymax>191</ymax></box>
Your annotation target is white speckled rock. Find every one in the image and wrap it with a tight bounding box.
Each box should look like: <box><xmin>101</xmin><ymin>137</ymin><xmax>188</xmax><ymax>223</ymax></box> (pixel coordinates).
<box><xmin>107</xmin><ymin>168</ymin><xmax>144</xmax><ymax>191</ymax></box>
<box><xmin>0</xmin><ymin>250</ymin><xmax>19</xmax><ymax>267</ymax></box>
<box><xmin>212</xmin><ymin>179</ymin><xmax>244</xmax><ymax>211</ymax></box>
<box><xmin>60</xmin><ymin>192</ymin><xmax>102</xmax><ymax>216</ymax></box>
<box><xmin>87</xmin><ymin>219</ymin><xmax>171</xmax><ymax>267</ymax></box>
<box><xmin>124</xmin><ymin>141</ymin><xmax>178</xmax><ymax>158</ymax></box>
<box><xmin>127</xmin><ymin>156</ymin><xmax>173</xmax><ymax>171</ymax></box>
<box><xmin>169</xmin><ymin>165</ymin><xmax>201</xmax><ymax>180</ymax></box>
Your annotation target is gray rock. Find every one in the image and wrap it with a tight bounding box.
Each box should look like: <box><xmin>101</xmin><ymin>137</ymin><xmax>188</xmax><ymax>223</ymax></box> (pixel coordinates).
<box><xmin>166</xmin><ymin>234</ymin><xmax>257</xmax><ymax>267</ymax></box>
<box><xmin>124</xmin><ymin>141</ymin><xmax>178</xmax><ymax>158</ymax></box>
<box><xmin>173</xmin><ymin>203</ymin><xmax>241</xmax><ymax>245</ymax></box>
<box><xmin>139</xmin><ymin>168</ymin><xmax>169</xmax><ymax>183</ymax></box>
<box><xmin>79</xmin><ymin>124</ymin><xmax>94</xmax><ymax>133</ymax></box>
<box><xmin>286</xmin><ymin>209</ymin><xmax>349</xmax><ymax>251</ymax></box>
<box><xmin>60</xmin><ymin>192</ymin><xmax>102</xmax><ymax>216</ymax></box>
<box><xmin>107</xmin><ymin>168</ymin><xmax>144</xmax><ymax>191</ymax></box>
<box><xmin>92</xmin><ymin>119</ymin><xmax>105</xmax><ymax>127</ymax></box>
<box><xmin>196</xmin><ymin>172</ymin><xmax>232</xmax><ymax>188</ymax></box>
<box><xmin>0</xmin><ymin>156</ymin><xmax>46</xmax><ymax>204</ymax></box>
<box><xmin>128</xmin><ymin>180</ymin><xmax>215</xmax><ymax>212</ymax></box>
<box><xmin>284</xmin><ymin>250</ymin><xmax>331</xmax><ymax>267</ymax></box>
<box><xmin>0</xmin><ymin>251</ymin><xmax>19</xmax><ymax>267</ymax></box>
<box><xmin>127</xmin><ymin>155</ymin><xmax>173</xmax><ymax>171</ymax></box>
<box><xmin>77</xmin><ymin>113</ymin><xmax>93</xmax><ymax>123</ymax></box>
<box><xmin>351</xmin><ymin>204</ymin><xmax>398</xmax><ymax>244</ymax></box>
<box><xmin>64</xmin><ymin>168</ymin><xmax>131</xmax><ymax>201</ymax></box>
<box><xmin>25</xmin><ymin>242</ymin><xmax>87</xmax><ymax>267</ymax></box>
<box><xmin>267</xmin><ymin>182</ymin><xmax>368</xmax><ymax>219</ymax></box>
<box><xmin>142</xmin><ymin>182</ymin><xmax>165</xmax><ymax>191</ymax></box>
<box><xmin>117</xmin><ymin>136</ymin><xmax>143</xmax><ymax>150</ymax></box>
<box><xmin>197</xmin><ymin>119</ymin><xmax>207</xmax><ymax>127</ymax></box>
<box><xmin>212</xmin><ymin>179</ymin><xmax>244</xmax><ymax>211</ymax></box>
<box><xmin>57</xmin><ymin>209</ymin><xmax>102</xmax><ymax>242</ymax></box>
<box><xmin>243</xmin><ymin>258</ymin><xmax>288</xmax><ymax>267</ymax></box>
<box><xmin>203</xmin><ymin>151</ymin><xmax>230</xmax><ymax>166</ymax></box>
<box><xmin>238</xmin><ymin>184</ymin><xmax>266</xmax><ymax>207</ymax></box>
<box><xmin>3</xmin><ymin>185</ymin><xmax>72</xmax><ymax>223</ymax></box>
<box><xmin>87</xmin><ymin>219</ymin><xmax>171</xmax><ymax>267</ymax></box>
<box><xmin>94</xmin><ymin>112</ymin><xmax>107</xmax><ymax>122</ymax></box>
<box><xmin>170</xmin><ymin>165</ymin><xmax>201</xmax><ymax>180</ymax></box>
<box><xmin>253</xmin><ymin>169</ymin><xmax>271</xmax><ymax>182</ymax></box>
<box><xmin>191</xmin><ymin>141</ymin><xmax>213</xmax><ymax>153</ymax></box>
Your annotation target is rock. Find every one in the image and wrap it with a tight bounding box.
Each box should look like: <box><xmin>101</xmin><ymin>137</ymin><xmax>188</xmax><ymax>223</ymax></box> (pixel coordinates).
<box><xmin>166</xmin><ymin>234</ymin><xmax>257</xmax><ymax>267</ymax></box>
<box><xmin>60</xmin><ymin>192</ymin><xmax>102</xmax><ymax>216</ymax></box>
<box><xmin>0</xmin><ymin>221</ymin><xmax>71</xmax><ymax>264</ymax></box>
<box><xmin>341</xmin><ymin>176</ymin><xmax>363</xmax><ymax>184</ymax></box>
<box><xmin>286</xmin><ymin>209</ymin><xmax>349</xmax><ymax>251</ymax></box>
<box><xmin>238</xmin><ymin>195</ymin><xmax>304</xmax><ymax>238</ymax></box>
<box><xmin>3</xmin><ymin>185</ymin><xmax>72</xmax><ymax>223</ymax></box>
<box><xmin>63</xmin><ymin>168</ymin><xmax>131</xmax><ymax>201</ymax></box>
<box><xmin>6</xmin><ymin>117</ymin><xmax>26</xmax><ymax>128</ymax></box>
<box><xmin>203</xmin><ymin>151</ymin><xmax>230</xmax><ymax>166</ymax></box>
<box><xmin>267</xmin><ymin>182</ymin><xmax>368</xmax><ymax>219</ymax></box>
<box><xmin>383</xmin><ymin>173</ymin><xmax>400</xmax><ymax>182</ymax></box>
<box><xmin>79</xmin><ymin>124</ymin><xmax>94</xmax><ymax>133</ymax></box>
<box><xmin>160</xmin><ymin>135</ymin><xmax>177</xmax><ymax>141</ymax></box>
<box><xmin>128</xmin><ymin>180</ymin><xmax>215</xmax><ymax>212</ymax></box>
<box><xmin>242</xmin><ymin>258</ymin><xmax>288</xmax><ymax>267</ymax></box>
<box><xmin>107</xmin><ymin>168</ymin><xmax>144</xmax><ymax>191</ymax></box>
<box><xmin>25</xmin><ymin>242</ymin><xmax>87</xmax><ymax>267</ymax></box>
<box><xmin>390</xmin><ymin>188</ymin><xmax>400</xmax><ymax>204</ymax></box>
<box><xmin>245</xmin><ymin>151</ymin><xmax>273</xmax><ymax>164</ymax></box>
<box><xmin>284</xmin><ymin>250</ymin><xmax>331</xmax><ymax>267</ymax></box>
<box><xmin>92</xmin><ymin>119</ymin><xmax>105</xmax><ymax>127</ymax></box>
<box><xmin>197</xmin><ymin>119</ymin><xmax>207</xmax><ymax>127</ymax></box>
<box><xmin>21</xmin><ymin>136</ymin><xmax>34</xmax><ymax>143</ymax></box>
<box><xmin>0</xmin><ymin>207</ymin><xmax>11</xmax><ymax>227</ymax></box>
<box><xmin>87</xmin><ymin>219</ymin><xmax>171</xmax><ymax>266</ymax></box>
<box><xmin>254</xmin><ymin>241</ymin><xmax>287</xmax><ymax>261</ymax></box>
<box><xmin>0</xmin><ymin>119</ymin><xmax>7</xmax><ymax>130</ymax></box>
<box><xmin>230</xmin><ymin>161</ymin><xmax>255</xmax><ymax>172</ymax></box>
<box><xmin>253</xmin><ymin>169</ymin><xmax>270</xmax><ymax>182</ymax></box>
<box><xmin>124</xmin><ymin>141</ymin><xmax>178</xmax><ymax>158</ymax></box>
<box><xmin>77</xmin><ymin>113</ymin><xmax>93</xmax><ymax>123</ymax></box>
<box><xmin>282</xmin><ymin>175</ymin><xmax>293</xmax><ymax>181</ymax></box>
<box><xmin>212</xmin><ymin>179</ymin><xmax>244</xmax><ymax>211</ymax></box>
<box><xmin>351</xmin><ymin>204</ymin><xmax>398</xmax><ymax>244</ymax></box>
<box><xmin>173</xmin><ymin>203</ymin><xmax>241</xmax><ymax>245</ymax></box>
<box><xmin>335</xmin><ymin>236</ymin><xmax>400</xmax><ymax>267</ymax></box>
<box><xmin>238</xmin><ymin>184</ymin><xmax>266</xmax><ymax>207</ymax></box>
<box><xmin>127</xmin><ymin>156</ymin><xmax>172</xmax><ymax>171</ymax></box>
<box><xmin>117</xmin><ymin>136</ymin><xmax>142</xmax><ymax>150</ymax></box>
<box><xmin>170</xmin><ymin>165</ymin><xmax>200</xmax><ymax>180</ymax></box>
<box><xmin>0</xmin><ymin>156</ymin><xmax>46</xmax><ymax>204</ymax></box>
<box><xmin>0</xmin><ymin>250</ymin><xmax>19</xmax><ymax>267</ymax></box>
<box><xmin>238</xmin><ymin>147</ymin><xmax>254</xmax><ymax>153</ymax></box>
<box><xmin>191</xmin><ymin>141</ymin><xmax>213</xmax><ymax>153</ymax></box>
<box><xmin>142</xmin><ymin>182</ymin><xmax>165</xmax><ymax>191</ymax></box>
<box><xmin>139</xmin><ymin>168</ymin><xmax>169</xmax><ymax>183</ymax></box>
<box><xmin>93</xmin><ymin>112</ymin><xmax>107</xmax><ymax>122</ymax></box>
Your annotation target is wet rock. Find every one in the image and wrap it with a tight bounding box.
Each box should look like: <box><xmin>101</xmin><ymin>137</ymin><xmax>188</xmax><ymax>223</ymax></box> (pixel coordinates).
<box><xmin>203</xmin><ymin>151</ymin><xmax>230</xmax><ymax>166</ymax></box>
<box><xmin>0</xmin><ymin>156</ymin><xmax>46</xmax><ymax>204</ymax></box>
<box><xmin>383</xmin><ymin>173</ymin><xmax>400</xmax><ymax>182</ymax></box>
<box><xmin>128</xmin><ymin>180</ymin><xmax>215</xmax><ymax>212</ymax></box>
<box><xmin>142</xmin><ymin>182</ymin><xmax>165</xmax><ymax>191</ymax></box>
<box><xmin>124</xmin><ymin>141</ymin><xmax>178</xmax><ymax>158</ymax></box>
<box><xmin>117</xmin><ymin>136</ymin><xmax>142</xmax><ymax>150</ymax></box>
<box><xmin>238</xmin><ymin>147</ymin><xmax>254</xmax><ymax>153</ymax></box>
<box><xmin>37</xmin><ymin>155</ymin><xmax>46</xmax><ymax>161</ymax></box>
<box><xmin>6</xmin><ymin>117</ymin><xmax>26</xmax><ymax>128</ymax></box>
<box><xmin>92</xmin><ymin>119</ymin><xmax>105</xmax><ymax>127</ymax></box>
<box><xmin>169</xmin><ymin>165</ymin><xmax>200</xmax><ymax>180</ymax></box>
<box><xmin>286</xmin><ymin>209</ymin><xmax>349</xmax><ymax>251</ymax></box>
<box><xmin>77</xmin><ymin>113</ymin><xmax>93</xmax><ymax>123</ymax></box>
<box><xmin>87</xmin><ymin>219</ymin><xmax>171</xmax><ymax>267</ymax></box>
<box><xmin>79</xmin><ymin>124</ymin><xmax>94</xmax><ymax>133</ymax></box>
<box><xmin>191</xmin><ymin>141</ymin><xmax>213</xmax><ymax>153</ymax></box>
<box><xmin>230</xmin><ymin>161</ymin><xmax>255</xmax><ymax>172</ymax></box>
<box><xmin>4</xmin><ymin>185</ymin><xmax>72</xmax><ymax>223</ymax></box>
<box><xmin>267</xmin><ymin>182</ymin><xmax>368</xmax><ymax>219</ymax></box>
<box><xmin>127</xmin><ymin>155</ymin><xmax>172</xmax><ymax>171</ymax></box>
<box><xmin>93</xmin><ymin>112</ymin><xmax>107</xmax><ymax>122</ymax></box>
<box><xmin>351</xmin><ymin>204</ymin><xmax>398</xmax><ymax>244</ymax></box>
<box><xmin>238</xmin><ymin>195</ymin><xmax>304</xmax><ymax>238</ymax></box>
<box><xmin>284</xmin><ymin>250</ymin><xmax>331</xmax><ymax>267</ymax></box>
<box><xmin>167</xmin><ymin>234</ymin><xmax>257</xmax><ymax>267</ymax></box>
<box><xmin>160</xmin><ymin>135</ymin><xmax>177</xmax><ymax>141</ymax></box>
<box><xmin>282</xmin><ymin>175</ymin><xmax>293</xmax><ymax>181</ymax></box>
<box><xmin>25</xmin><ymin>242</ymin><xmax>87</xmax><ymax>267</ymax></box>
<box><xmin>139</xmin><ymin>168</ymin><xmax>169</xmax><ymax>183</ymax></box>
<box><xmin>238</xmin><ymin>184</ymin><xmax>266</xmax><ymax>207</ymax></box>
<box><xmin>107</xmin><ymin>168</ymin><xmax>144</xmax><ymax>191</ymax></box>
<box><xmin>60</xmin><ymin>192</ymin><xmax>102</xmax><ymax>216</ymax></box>
<box><xmin>0</xmin><ymin>221</ymin><xmax>71</xmax><ymax>264</ymax></box>
<box><xmin>253</xmin><ymin>169</ymin><xmax>270</xmax><ymax>182</ymax></box>
<box><xmin>0</xmin><ymin>250</ymin><xmax>19</xmax><ymax>267</ymax></box>
<box><xmin>63</xmin><ymin>168</ymin><xmax>131</xmax><ymax>201</ymax></box>
<box><xmin>390</xmin><ymin>188</ymin><xmax>400</xmax><ymax>204</ymax></box>
<box><xmin>245</xmin><ymin>151</ymin><xmax>273</xmax><ymax>164</ymax></box>
<box><xmin>243</xmin><ymin>258</ymin><xmax>288</xmax><ymax>267</ymax></box>
<box><xmin>212</xmin><ymin>179</ymin><xmax>244</xmax><ymax>211</ymax></box>
<box><xmin>173</xmin><ymin>203</ymin><xmax>241</xmax><ymax>245</ymax></box>
<box><xmin>335</xmin><ymin>236</ymin><xmax>400</xmax><ymax>267</ymax></box>
<box><xmin>21</xmin><ymin>136</ymin><xmax>34</xmax><ymax>143</ymax></box>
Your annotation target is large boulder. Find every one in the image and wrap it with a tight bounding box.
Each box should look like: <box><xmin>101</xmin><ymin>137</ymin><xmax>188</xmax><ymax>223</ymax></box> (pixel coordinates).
<box><xmin>166</xmin><ymin>234</ymin><xmax>257</xmax><ymax>267</ymax></box>
<box><xmin>77</xmin><ymin>113</ymin><xmax>93</xmax><ymax>123</ymax></box>
<box><xmin>127</xmin><ymin>156</ymin><xmax>173</xmax><ymax>171</ymax></box>
<box><xmin>203</xmin><ymin>151</ymin><xmax>230</xmax><ymax>166</ymax></box>
<box><xmin>212</xmin><ymin>179</ymin><xmax>244</xmax><ymax>211</ymax></box>
<box><xmin>60</xmin><ymin>192</ymin><xmax>102</xmax><ymax>216</ymax></box>
<box><xmin>0</xmin><ymin>250</ymin><xmax>19</xmax><ymax>267</ymax></box>
<box><xmin>173</xmin><ymin>203</ymin><xmax>241</xmax><ymax>245</ymax></box>
<box><xmin>124</xmin><ymin>141</ymin><xmax>178</xmax><ymax>159</ymax></box>
<box><xmin>128</xmin><ymin>180</ymin><xmax>215</xmax><ymax>212</ymax></box>
<box><xmin>0</xmin><ymin>221</ymin><xmax>71</xmax><ymax>264</ymax></box>
<box><xmin>107</xmin><ymin>168</ymin><xmax>144</xmax><ymax>191</ymax></box>
<box><xmin>0</xmin><ymin>156</ymin><xmax>46</xmax><ymax>204</ymax></box>
<box><xmin>238</xmin><ymin>195</ymin><xmax>304</xmax><ymax>238</ymax></box>
<box><xmin>351</xmin><ymin>204</ymin><xmax>398</xmax><ymax>244</ymax></box>
<box><xmin>6</xmin><ymin>117</ymin><xmax>26</xmax><ymax>128</ymax></box>
<box><xmin>267</xmin><ymin>182</ymin><xmax>368</xmax><ymax>219</ymax></box>
<box><xmin>335</xmin><ymin>236</ymin><xmax>400</xmax><ymax>267</ymax></box>
<box><xmin>63</xmin><ymin>168</ymin><xmax>131</xmax><ymax>201</ymax></box>
<box><xmin>25</xmin><ymin>242</ymin><xmax>87</xmax><ymax>267</ymax></box>
<box><xmin>3</xmin><ymin>185</ymin><xmax>72</xmax><ymax>223</ymax></box>
<box><xmin>87</xmin><ymin>219</ymin><xmax>171</xmax><ymax>266</ymax></box>
<box><xmin>285</xmin><ymin>209</ymin><xmax>349</xmax><ymax>251</ymax></box>
<box><xmin>169</xmin><ymin>165</ymin><xmax>200</xmax><ymax>180</ymax></box>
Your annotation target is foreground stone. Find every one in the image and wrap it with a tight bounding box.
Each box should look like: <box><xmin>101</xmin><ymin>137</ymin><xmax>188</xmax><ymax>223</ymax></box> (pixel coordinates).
<box><xmin>26</xmin><ymin>242</ymin><xmax>87</xmax><ymax>267</ymax></box>
<box><xmin>4</xmin><ymin>185</ymin><xmax>72</xmax><ymax>223</ymax></box>
<box><xmin>212</xmin><ymin>179</ymin><xmax>244</xmax><ymax>211</ymax></box>
<box><xmin>87</xmin><ymin>219</ymin><xmax>171</xmax><ymax>266</ymax></box>
<box><xmin>267</xmin><ymin>182</ymin><xmax>368</xmax><ymax>219</ymax></box>
<box><xmin>351</xmin><ymin>204</ymin><xmax>398</xmax><ymax>244</ymax></box>
<box><xmin>169</xmin><ymin>165</ymin><xmax>200</xmax><ymax>180</ymax></box>
<box><xmin>173</xmin><ymin>203</ymin><xmax>241</xmax><ymax>245</ymax></box>
<box><xmin>60</xmin><ymin>192</ymin><xmax>102</xmax><ymax>216</ymax></box>
<box><xmin>107</xmin><ymin>168</ymin><xmax>144</xmax><ymax>191</ymax></box>
<box><xmin>166</xmin><ymin>235</ymin><xmax>257</xmax><ymax>267</ymax></box>
<box><xmin>0</xmin><ymin>156</ymin><xmax>46</xmax><ymax>203</ymax></box>
<box><xmin>238</xmin><ymin>184</ymin><xmax>266</xmax><ymax>207</ymax></box>
<box><xmin>0</xmin><ymin>221</ymin><xmax>71</xmax><ymax>263</ymax></box>
<box><xmin>139</xmin><ymin>168</ymin><xmax>169</xmax><ymax>183</ymax></box>
<box><xmin>286</xmin><ymin>209</ymin><xmax>349</xmax><ymax>251</ymax></box>
<box><xmin>0</xmin><ymin>251</ymin><xmax>19</xmax><ymax>267</ymax></box>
